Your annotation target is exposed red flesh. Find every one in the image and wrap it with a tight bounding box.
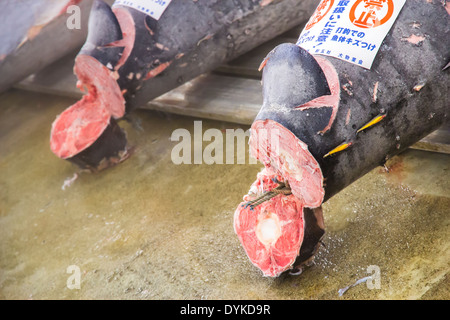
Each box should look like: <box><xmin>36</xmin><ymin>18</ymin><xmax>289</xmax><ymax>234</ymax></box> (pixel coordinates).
<box><xmin>258</xmin><ymin>56</ymin><xmax>269</xmax><ymax>72</ymax></box>
<box><xmin>250</xmin><ymin>119</ymin><xmax>324</xmax><ymax>208</ymax></box>
<box><xmin>50</xmin><ymin>93</ymin><xmax>110</xmax><ymax>159</ymax></box>
<box><xmin>50</xmin><ymin>54</ymin><xmax>125</xmax><ymax>159</ymax></box>
<box><xmin>234</xmin><ymin>167</ymin><xmax>305</xmax><ymax>277</ymax></box>
<box><xmin>295</xmin><ymin>55</ymin><xmax>340</xmax><ymax>134</ymax></box>
<box><xmin>236</xmin><ymin>120</ymin><xmax>324</xmax><ymax>276</ymax></box>
<box><xmin>144</xmin><ymin>61</ymin><xmax>172</xmax><ymax>80</ymax></box>
<box><xmin>111</xmin><ymin>7</ymin><xmax>135</xmax><ymax>70</ymax></box>
<box><xmin>75</xmin><ymin>55</ymin><xmax>125</xmax><ymax>118</ymax></box>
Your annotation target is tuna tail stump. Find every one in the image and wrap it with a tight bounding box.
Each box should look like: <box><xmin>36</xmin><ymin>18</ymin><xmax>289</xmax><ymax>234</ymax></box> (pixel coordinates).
<box><xmin>50</xmin><ymin>0</ymin><xmax>320</xmax><ymax>170</ymax></box>
<box><xmin>235</xmin><ymin>0</ymin><xmax>449</xmax><ymax>277</ymax></box>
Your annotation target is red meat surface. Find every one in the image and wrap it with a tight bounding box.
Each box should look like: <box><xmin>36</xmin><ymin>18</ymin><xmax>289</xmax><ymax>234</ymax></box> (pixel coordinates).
<box><xmin>250</xmin><ymin>119</ymin><xmax>324</xmax><ymax>208</ymax></box>
<box><xmin>50</xmin><ymin>54</ymin><xmax>125</xmax><ymax>159</ymax></box>
<box><xmin>234</xmin><ymin>167</ymin><xmax>305</xmax><ymax>277</ymax></box>
<box><xmin>234</xmin><ymin>120</ymin><xmax>325</xmax><ymax>276</ymax></box>
<box><xmin>111</xmin><ymin>7</ymin><xmax>135</xmax><ymax>70</ymax></box>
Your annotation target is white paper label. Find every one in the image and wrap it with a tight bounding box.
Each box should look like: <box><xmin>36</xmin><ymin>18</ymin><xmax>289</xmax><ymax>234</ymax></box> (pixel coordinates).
<box><xmin>113</xmin><ymin>0</ymin><xmax>172</xmax><ymax>20</ymax></box>
<box><xmin>297</xmin><ymin>0</ymin><xmax>406</xmax><ymax>69</ymax></box>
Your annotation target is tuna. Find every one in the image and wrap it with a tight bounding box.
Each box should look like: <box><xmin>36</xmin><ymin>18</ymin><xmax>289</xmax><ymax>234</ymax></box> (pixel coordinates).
<box><xmin>234</xmin><ymin>0</ymin><xmax>449</xmax><ymax>277</ymax></box>
<box><xmin>0</xmin><ymin>0</ymin><xmax>97</xmax><ymax>93</ymax></box>
<box><xmin>49</xmin><ymin>0</ymin><xmax>319</xmax><ymax>170</ymax></box>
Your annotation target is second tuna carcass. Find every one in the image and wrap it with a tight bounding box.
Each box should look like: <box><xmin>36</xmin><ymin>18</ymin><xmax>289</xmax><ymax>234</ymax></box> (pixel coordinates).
<box><xmin>49</xmin><ymin>0</ymin><xmax>319</xmax><ymax>171</ymax></box>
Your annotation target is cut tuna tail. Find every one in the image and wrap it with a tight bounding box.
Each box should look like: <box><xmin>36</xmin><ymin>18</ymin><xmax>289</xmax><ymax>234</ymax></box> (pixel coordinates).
<box><xmin>50</xmin><ymin>1</ymin><xmax>128</xmax><ymax>171</ymax></box>
<box><xmin>235</xmin><ymin>0</ymin><xmax>449</xmax><ymax>277</ymax></box>
<box><xmin>234</xmin><ymin>168</ymin><xmax>306</xmax><ymax>277</ymax></box>
<box><xmin>50</xmin><ymin>0</ymin><xmax>321</xmax><ymax>170</ymax></box>
<box><xmin>234</xmin><ymin>167</ymin><xmax>325</xmax><ymax>277</ymax></box>
<box><xmin>50</xmin><ymin>54</ymin><xmax>127</xmax><ymax>171</ymax></box>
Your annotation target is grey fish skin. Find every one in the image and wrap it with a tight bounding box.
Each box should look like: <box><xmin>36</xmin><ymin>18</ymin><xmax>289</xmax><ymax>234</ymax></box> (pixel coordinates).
<box><xmin>255</xmin><ymin>0</ymin><xmax>449</xmax><ymax>202</ymax></box>
<box><xmin>0</xmin><ymin>0</ymin><xmax>98</xmax><ymax>94</ymax></box>
<box><xmin>78</xmin><ymin>0</ymin><xmax>124</xmax><ymax>68</ymax></box>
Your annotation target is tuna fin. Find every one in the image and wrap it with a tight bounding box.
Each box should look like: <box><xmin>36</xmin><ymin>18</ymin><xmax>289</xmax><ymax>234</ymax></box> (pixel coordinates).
<box><xmin>260</xmin><ymin>43</ymin><xmax>331</xmax><ymax>109</ymax></box>
<box><xmin>323</xmin><ymin>141</ymin><xmax>353</xmax><ymax>158</ymax></box>
<box><xmin>356</xmin><ymin>113</ymin><xmax>387</xmax><ymax>134</ymax></box>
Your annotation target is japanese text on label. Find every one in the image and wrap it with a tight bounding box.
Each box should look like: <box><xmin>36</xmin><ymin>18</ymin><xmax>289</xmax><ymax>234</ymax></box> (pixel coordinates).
<box><xmin>297</xmin><ymin>0</ymin><xmax>406</xmax><ymax>69</ymax></box>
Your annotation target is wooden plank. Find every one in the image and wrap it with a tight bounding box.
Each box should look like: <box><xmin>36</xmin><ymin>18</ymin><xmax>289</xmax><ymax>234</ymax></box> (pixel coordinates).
<box><xmin>215</xmin><ymin>37</ymin><xmax>297</xmax><ymax>78</ymax></box>
<box><xmin>409</xmin><ymin>123</ymin><xmax>450</xmax><ymax>154</ymax></box>
<box><xmin>214</xmin><ymin>22</ymin><xmax>303</xmax><ymax>78</ymax></box>
<box><xmin>145</xmin><ymin>74</ymin><xmax>262</xmax><ymax>125</ymax></box>
<box><xmin>15</xmin><ymin>54</ymin><xmax>263</xmax><ymax>125</ymax></box>
<box><xmin>15</xmin><ymin>50</ymin><xmax>80</xmax><ymax>99</ymax></box>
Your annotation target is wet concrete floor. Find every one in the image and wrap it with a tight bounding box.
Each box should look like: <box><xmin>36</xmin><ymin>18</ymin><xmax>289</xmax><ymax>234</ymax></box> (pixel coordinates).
<box><xmin>0</xmin><ymin>89</ymin><xmax>448</xmax><ymax>300</ymax></box>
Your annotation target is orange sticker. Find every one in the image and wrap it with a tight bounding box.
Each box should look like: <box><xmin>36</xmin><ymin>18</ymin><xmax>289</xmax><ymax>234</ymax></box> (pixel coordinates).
<box><xmin>297</xmin><ymin>0</ymin><xmax>406</xmax><ymax>69</ymax></box>
<box><xmin>349</xmin><ymin>0</ymin><xmax>394</xmax><ymax>28</ymax></box>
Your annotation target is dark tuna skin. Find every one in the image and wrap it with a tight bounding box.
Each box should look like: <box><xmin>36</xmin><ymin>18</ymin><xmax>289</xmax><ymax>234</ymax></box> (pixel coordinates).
<box><xmin>50</xmin><ymin>0</ymin><xmax>321</xmax><ymax>171</ymax></box>
<box><xmin>93</xmin><ymin>0</ymin><xmax>321</xmax><ymax>113</ymax></box>
<box><xmin>293</xmin><ymin>207</ymin><xmax>325</xmax><ymax>272</ymax></box>
<box><xmin>78</xmin><ymin>0</ymin><xmax>124</xmax><ymax>68</ymax></box>
<box><xmin>254</xmin><ymin>0</ymin><xmax>449</xmax><ymax>202</ymax></box>
<box><xmin>259</xmin><ymin>44</ymin><xmax>331</xmax><ymax>109</ymax></box>
<box><xmin>66</xmin><ymin>118</ymin><xmax>128</xmax><ymax>171</ymax></box>
<box><xmin>236</xmin><ymin>0</ymin><xmax>449</xmax><ymax>277</ymax></box>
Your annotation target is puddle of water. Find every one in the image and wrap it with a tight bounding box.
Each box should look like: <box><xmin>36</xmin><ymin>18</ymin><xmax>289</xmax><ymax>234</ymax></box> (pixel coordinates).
<box><xmin>0</xmin><ymin>89</ymin><xmax>448</xmax><ymax>299</ymax></box>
